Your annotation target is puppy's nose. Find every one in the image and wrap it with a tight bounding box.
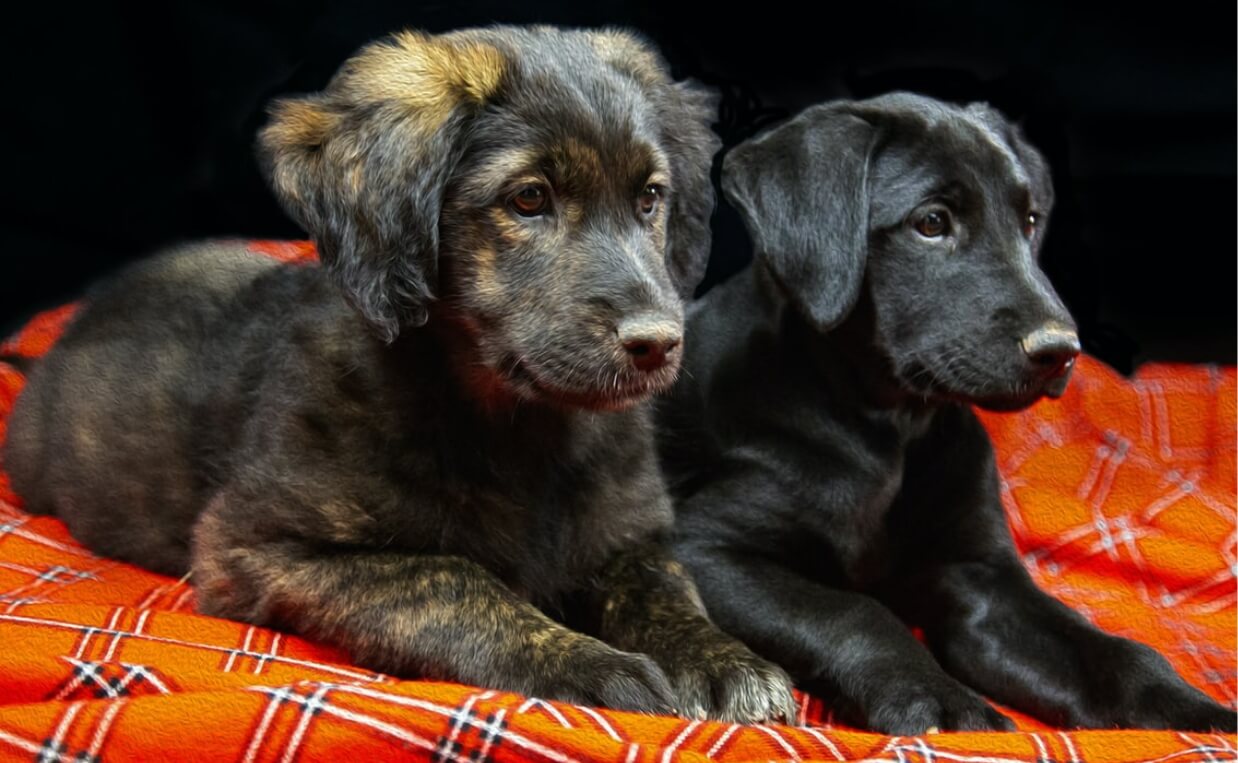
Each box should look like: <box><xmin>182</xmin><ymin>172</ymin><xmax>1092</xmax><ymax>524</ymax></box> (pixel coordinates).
<box><xmin>618</xmin><ymin>317</ymin><xmax>682</xmax><ymax>373</ymax></box>
<box><xmin>1020</xmin><ymin>324</ymin><xmax>1081</xmax><ymax>378</ymax></box>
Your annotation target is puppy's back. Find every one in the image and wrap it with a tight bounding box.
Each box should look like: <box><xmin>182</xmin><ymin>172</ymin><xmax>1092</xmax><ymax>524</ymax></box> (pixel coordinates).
<box><xmin>3</xmin><ymin>242</ymin><xmax>284</xmax><ymax>574</ymax></box>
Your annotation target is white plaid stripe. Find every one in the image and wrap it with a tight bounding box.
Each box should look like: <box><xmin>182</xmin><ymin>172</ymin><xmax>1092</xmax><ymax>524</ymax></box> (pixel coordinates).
<box><xmin>0</xmin><ymin>518</ymin><xmax>95</xmax><ymax>558</ymax></box>
<box><xmin>574</xmin><ymin>704</ymin><xmax>622</xmax><ymax>742</ymax></box>
<box><xmin>0</xmin><ymin>611</ymin><xmax>382</xmax><ymax>681</ymax></box>
<box><xmin>0</xmin><ymin>728</ymin><xmax>60</xmax><ymax>760</ymax></box>
<box><xmin>101</xmin><ymin>608</ymin><xmax>149</xmax><ymax>661</ymax></box>
<box><xmin>753</xmin><ymin>724</ymin><xmax>800</xmax><ymax>760</ymax></box>
<box><xmin>704</xmin><ymin>723</ymin><xmax>740</xmax><ymax>759</ymax></box>
<box><xmin>53</xmin><ymin>658</ymin><xmax>173</xmax><ymax>700</ymax></box>
<box><xmin>258</xmin><ymin>682</ymin><xmax>582</xmax><ymax>763</ymax></box>
<box><xmin>253</xmin><ymin>632</ymin><xmax>283</xmax><ymax>675</ymax></box>
<box><xmin>471</xmin><ymin>708</ymin><xmax>508</xmax><ymax>763</ymax></box>
<box><xmin>0</xmin><ymin>594</ymin><xmax>48</xmax><ymax>612</ymax></box>
<box><xmin>1056</xmin><ymin>731</ymin><xmax>1080</xmax><ymax>763</ymax></box>
<box><xmin>242</xmin><ymin>686</ymin><xmax>299</xmax><ymax>763</ymax></box>
<box><xmin>37</xmin><ymin>701</ymin><xmax>84</xmax><ymax>763</ymax></box>
<box><xmin>0</xmin><ymin>562</ymin><xmax>101</xmax><ymax>599</ymax></box>
<box><xmin>517</xmin><ymin>697</ymin><xmax>572</xmax><ymax>728</ymax></box>
<box><xmin>799</xmin><ymin>726</ymin><xmax>846</xmax><ymax>762</ymax></box>
<box><xmin>72</xmin><ymin>608</ymin><xmax>124</xmax><ymax>661</ymax></box>
<box><xmin>280</xmin><ymin>685</ymin><xmax>332</xmax><ymax>763</ymax></box>
<box><xmin>84</xmin><ymin>698</ymin><xmax>127</xmax><ymax>760</ymax></box>
<box><xmin>225</xmin><ymin>626</ymin><xmax>258</xmax><ymax>673</ymax></box>
<box><xmin>435</xmin><ymin>693</ymin><xmax>483</xmax><ymax>762</ymax></box>
<box><xmin>660</xmin><ymin>720</ymin><xmax>700</xmax><ymax>763</ymax></box>
<box><xmin>1029</xmin><ymin>732</ymin><xmax>1051</xmax><ymax>763</ymax></box>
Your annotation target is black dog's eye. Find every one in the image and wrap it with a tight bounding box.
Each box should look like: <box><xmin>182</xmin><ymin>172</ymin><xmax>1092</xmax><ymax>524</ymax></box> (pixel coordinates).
<box><xmin>638</xmin><ymin>185</ymin><xmax>663</xmax><ymax>216</ymax></box>
<box><xmin>511</xmin><ymin>185</ymin><xmax>549</xmax><ymax>217</ymax></box>
<box><xmin>1024</xmin><ymin>212</ymin><xmax>1041</xmax><ymax>238</ymax></box>
<box><xmin>913</xmin><ymin>210</ymin><xmax>951</xmax><ymax>238</ymax></box>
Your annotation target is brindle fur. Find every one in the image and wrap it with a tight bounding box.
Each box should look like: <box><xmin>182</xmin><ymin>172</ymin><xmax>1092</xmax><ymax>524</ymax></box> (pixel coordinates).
<box><xmin>3</xmin><ymin>26</ymin><xmax>793</xmax><ymax>721</ymax></box>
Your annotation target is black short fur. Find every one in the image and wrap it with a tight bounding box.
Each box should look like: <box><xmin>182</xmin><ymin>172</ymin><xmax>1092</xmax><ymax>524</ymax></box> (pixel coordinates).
<box><xmin>658</xmin><ymin>93</ymin><xmax>1235</xmax><ymax>734</ymax></box>
<box><xmin>2</xmin><ymin>26</ymin><xmax>794</xmax><ymax>722</ymax></box>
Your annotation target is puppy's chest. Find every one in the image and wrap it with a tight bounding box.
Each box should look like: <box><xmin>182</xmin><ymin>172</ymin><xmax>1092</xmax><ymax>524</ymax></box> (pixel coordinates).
<box><xmin>803</xmin><ymin>412</ymin><xmax>935</xmax><ymax>588</ymax></box>
<box><xmin>393</xmin><ymin>427</ymin><xmax>670</xmax><ymax>600</ymax></box>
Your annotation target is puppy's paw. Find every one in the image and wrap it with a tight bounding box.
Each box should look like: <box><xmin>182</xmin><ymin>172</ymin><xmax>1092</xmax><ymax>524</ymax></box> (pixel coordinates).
<box><xmin>1108</xmin><ymin>677</ymin><xmax>1236</xmax><ymax>732</ymax></box>
<box><xmin>657</xmin><ymin>636</ymin><xmax>798</xmax><ymax>723</ymax></box>
<box><xmin>863</xmin><ymin>678</ymin><xmax>1013</xmax><ymax>735</ymax></box>
<box><xmin>543</xmin><ymin>643</ymin><xmax>677</xmax><ymax>715</ymax></box>
<box><xmin>1082</xmin><ymin>639</ymin><xmax>1236</xmax><ymax>731</ymax></box>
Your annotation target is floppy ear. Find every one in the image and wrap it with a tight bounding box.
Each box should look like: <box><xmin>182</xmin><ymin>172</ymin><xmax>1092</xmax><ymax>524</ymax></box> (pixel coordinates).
<box><xmin>721</xmin><ymin>103</ymin><xmax>875</xmax><ymax>332</ymax></box>
<box><xmin>258</xmin><ymin>30</ymin><xmax>506</xmax><ymax>341</ymax></box>
<box><xmin>588</xmin><ymin>31</ymin><xmax>722</xmax><ymax>299</ymax></box>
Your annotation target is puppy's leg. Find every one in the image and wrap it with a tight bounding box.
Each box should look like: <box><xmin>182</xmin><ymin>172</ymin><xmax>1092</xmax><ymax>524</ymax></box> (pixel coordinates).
<box><xmin>193</xmin><ymin>510</ymin><xmax>675</xmax><ymax>713</ymax></box>
<box><xmin>911</xmin><ymin>560</ymin><xmax>1235</xmax><ymax>731</ymax></box>
<box><xmin>588</xmin><ymin>539</ymin><xmax>796</xmax><ymax>723</ymax></box>
<box><xmin>895</xmin><ymin>407</ymin><xmax>1235</xmax><ymax>731</ymax></box>
<box><xmin>676</xmin><ymin>541</ymin><xmax>1012</xmax><ymax>734</ymax></box>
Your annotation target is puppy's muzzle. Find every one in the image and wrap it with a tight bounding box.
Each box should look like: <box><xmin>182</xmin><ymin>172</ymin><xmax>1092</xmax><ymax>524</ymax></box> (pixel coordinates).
<box><xmin>1020</xmin><ymin>323</ymin><xmax>1080</xmax><ymax>398</ymax></box>
<box><xmin>618</xmin><ymin>314</ymin><xmax>683</xmax><ymax>374</ymax></box>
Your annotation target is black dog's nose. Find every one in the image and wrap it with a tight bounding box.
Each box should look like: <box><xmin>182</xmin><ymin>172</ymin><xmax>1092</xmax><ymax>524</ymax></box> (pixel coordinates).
<box><xmin>619</xmin><ymin>317</ymin><xmax>682</xmax><ymax>373</ymax></box>
<box><xmin>1021</xmin><ymin>325</ymin><xmax>1081</xmax><ymax>377</ymax></box>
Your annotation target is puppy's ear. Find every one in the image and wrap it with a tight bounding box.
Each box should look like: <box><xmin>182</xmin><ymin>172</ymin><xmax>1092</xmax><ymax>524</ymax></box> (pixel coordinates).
<box><xmin>589</xmin><ymin>31</ymin><xmax>722</xmax><ymax>299</ymax></box>
<box><xmin>722</xmin><ymin>104</ymin><xmax>875</xmax><ymax>332</ymax></box>
<box><xmin>259</xmin><ymin>31</ymin><xmax>506</xmax><ymax>341</ymax></box>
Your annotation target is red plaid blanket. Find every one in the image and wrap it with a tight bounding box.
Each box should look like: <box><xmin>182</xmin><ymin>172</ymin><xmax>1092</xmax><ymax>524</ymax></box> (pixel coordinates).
<box><xmin>0</xmin><ymin>241</ymin><xmax>1233</xmax><ymax>762</ymax></box>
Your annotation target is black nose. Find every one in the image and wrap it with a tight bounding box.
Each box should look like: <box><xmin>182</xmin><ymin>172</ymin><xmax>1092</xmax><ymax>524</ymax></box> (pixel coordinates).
<box><xmin>618</xmin><ymin>317</ymin><xmax>682</xmax><ymax>373</ymax></box>
<box><xmin>1020</xmin><ymin>324</ymin><xmax>1081</xmax><ymax>377</ymax></box>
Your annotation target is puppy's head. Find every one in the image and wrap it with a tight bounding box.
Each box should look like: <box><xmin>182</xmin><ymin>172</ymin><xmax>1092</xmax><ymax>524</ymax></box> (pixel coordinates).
<box><xmin>722</xmin><ymin>92</ymin><xmax>1078</xmax><ymax>411</ymax></box>
<box><xmin>259</xmin><ymin>27</ymin><xmax>719</xmax><ymax>410</ymax></box>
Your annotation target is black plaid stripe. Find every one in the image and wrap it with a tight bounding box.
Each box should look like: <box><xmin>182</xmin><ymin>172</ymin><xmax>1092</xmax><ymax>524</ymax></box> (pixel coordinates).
<box><xmin>431</xmin><ymin>697</ymin><xmax>508</xmax><ymax>763</ymax></box>
<box><xmin>467</xmin><ymin>711</ymin><xmax>507</xmax><ymax>763</ymax></box>
<box><xmin>432</xmin><ymin>702</ymin><xmax>478</xmax><ymax>763</ymax></box>
<box><xmin>50</xmin><ymin>659</ymin><xmax>172</xmax><ymax>700</ymax></box>
<box><xmin>0</xmin><ymin>519</ymin><xmax>24</xmax><ymax>539</ymax></box>
<box><xmin>33</xmin><ymin>739</ymin><xmax>67</xmax><ymax>763</ymax></box>
<box><xmin>34</xmin><ymin>565</ymin><xmax>97</xmax><ymax>584</ymax></box>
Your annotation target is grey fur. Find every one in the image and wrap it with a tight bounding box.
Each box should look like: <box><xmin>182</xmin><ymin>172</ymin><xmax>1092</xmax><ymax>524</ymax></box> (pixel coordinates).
<box><xmin>3</xmin><ymin>25</ymin><xmax>793</xmax><ymax>721</ymax></box>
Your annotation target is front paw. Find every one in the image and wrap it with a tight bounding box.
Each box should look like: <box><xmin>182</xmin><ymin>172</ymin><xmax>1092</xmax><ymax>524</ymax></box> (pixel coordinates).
<box><xmin>1093</xmin><ymin>641</ymin><xmax>1236</xmax><ymax>732</ymax></box>
<box><xmin>656</xmin><ymin>634</ymin><xmax>797</xmax><ymax>723</ymax></box>
<box><xmin>537</xmin><ymin>642</ymin><xmax>677</xmax><ymax>715</ymax></box>
<box><xmin>859</xmin><ymin>676</ymin><xmax>1014</xmax><ymax>735</ymax></box>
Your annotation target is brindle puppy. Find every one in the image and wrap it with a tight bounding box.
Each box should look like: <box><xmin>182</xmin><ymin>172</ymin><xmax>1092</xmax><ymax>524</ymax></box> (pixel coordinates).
<box><xmin>2</xmin><ymin>26</ymin><xmax>794</xmax><ymax>722</ymax></box>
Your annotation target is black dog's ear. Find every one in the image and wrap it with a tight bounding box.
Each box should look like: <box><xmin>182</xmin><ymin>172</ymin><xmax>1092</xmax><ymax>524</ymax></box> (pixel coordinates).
<box><xmin>722</xmin><ymin>103</ymin><xmax>875</xmax><ymax>332</ymax></box>
<box><xmin>259</xmin><ymin>31</ymin><xmax>507</xmax><ymax>341</ymax></box>
<box><xmin>588</xmin><ymin>31</ymin><xmax>722</xmax><ymax>299</ymax></box>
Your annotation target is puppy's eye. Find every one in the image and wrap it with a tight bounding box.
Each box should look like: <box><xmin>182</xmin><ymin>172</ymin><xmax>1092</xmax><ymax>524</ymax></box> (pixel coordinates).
<box><xmin>638</xmin><ymin>185</ymin><xmax>662</xmax><ymax>216</ymax></box>
<box><xmin>510</xmin><ymin>185</ymin><xmax>549</xmax><ymax>217</ymax></box>
<box><xmin>913</xmin><ymin>210</ymin><xmax>951</xmax><ymax>238</ymax></box>
<box><xmin>1024</xmin><ymin>212</ymin><xmax>1041</xmax><ymax>238</ymax></box>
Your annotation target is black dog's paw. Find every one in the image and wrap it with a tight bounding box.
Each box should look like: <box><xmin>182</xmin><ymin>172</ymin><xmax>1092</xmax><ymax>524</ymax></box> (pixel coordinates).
<box><xmin>861</xmin><ymin>677</ymin><xmax>1014</xmax><ymax>735</ymax></box>
<box><xmin>658</xmin><ymin>637</ymin><xmax>797</xmax><ymax>723</ymax></box>
<box><xmin>1081</xmin><ymin>639</ymin><xmax>1236</xmax><ymax>731</ymax></box>
<box><xmin>1110</xmin><ymin>675</ymin><xmax>1236</xmax><ymax>732</ymax></box>
<box><xmin>1134</xmin><ymin>690</ymin><xmax>1237</xmax><ymax>733</ymax></box>
<box><xmin>540</xmin><ymin>643</ymin><xmax>677</xmax><ymax>715</ymax></box>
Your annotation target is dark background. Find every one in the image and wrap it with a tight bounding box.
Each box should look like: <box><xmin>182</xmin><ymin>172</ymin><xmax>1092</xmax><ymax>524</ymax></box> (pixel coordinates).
<box><xmin>2</xmin><ymin>1</ymin><xmax>1234</xmax><ymax>372</ymax></box>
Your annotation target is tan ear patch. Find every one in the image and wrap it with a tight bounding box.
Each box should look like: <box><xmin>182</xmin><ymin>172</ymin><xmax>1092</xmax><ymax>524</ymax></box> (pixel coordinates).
<box><xmin>587</xmin><ymin>30</ymin><xmax>669</xmax><ymax>87</ymax></box>
<box><xmin>340</xmin><ymin>30</ymin><xmax>506</xmax><ymax>129</ymax></box>
<box><xmin>262</xmin><ymin>97</ymin><xmax>339</xmax><ymax>153</ymax></box>
<box><xmin>259</xmin><ymin>97</ymin><xmax>343</xmax><ymax>206</ymax></box>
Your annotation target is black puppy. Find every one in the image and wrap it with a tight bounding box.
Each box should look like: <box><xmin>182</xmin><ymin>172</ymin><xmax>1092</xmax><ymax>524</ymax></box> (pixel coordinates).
<box><xmin>2</xmin><ymin>26</ymin><xmax>794</xmax><ymax>722</ymax></box>
<box><xmin>658</xmin><ymin>93</ymin><xmax>1234</xmax><ymax>733</ymax></box>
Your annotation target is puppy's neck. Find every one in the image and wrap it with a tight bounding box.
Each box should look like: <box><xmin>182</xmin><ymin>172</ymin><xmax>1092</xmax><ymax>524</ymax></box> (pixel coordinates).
<box><xmin>776</xmin><ymin>282</ymin><xmax>932</xmax><ymax>415</ymax></box>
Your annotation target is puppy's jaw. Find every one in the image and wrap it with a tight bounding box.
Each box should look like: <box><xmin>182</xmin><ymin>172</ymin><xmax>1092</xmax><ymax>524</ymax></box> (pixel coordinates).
<box><xmin>897</xmin><ymin>349</ymin><xmax>1076</xmax><ymax>412</ymax></box>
